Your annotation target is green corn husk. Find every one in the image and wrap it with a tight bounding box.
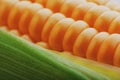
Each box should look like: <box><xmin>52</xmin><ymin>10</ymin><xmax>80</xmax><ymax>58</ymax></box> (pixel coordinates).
<box><xmin>0</xmin><ymin>29</ymin><xmax>109</xmax><ymax>80</ymax></box>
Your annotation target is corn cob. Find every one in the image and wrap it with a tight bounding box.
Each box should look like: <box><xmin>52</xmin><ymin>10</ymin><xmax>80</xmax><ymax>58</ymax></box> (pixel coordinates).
<box><xmin>0</xmin><ymin>0</ymin><xmax>120</xmax><ymax>80</ymax></box>
<box><xmin>1</xmin><ymin>0</ymin><xmax>120</xmax><ymax>67</ymax></box>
